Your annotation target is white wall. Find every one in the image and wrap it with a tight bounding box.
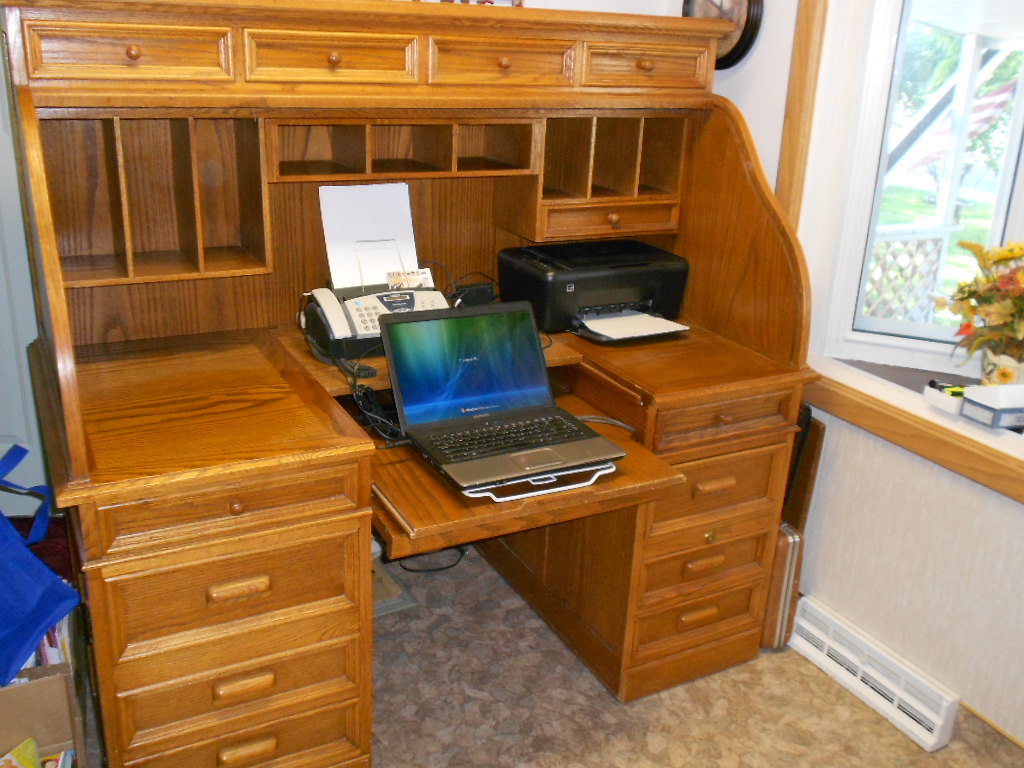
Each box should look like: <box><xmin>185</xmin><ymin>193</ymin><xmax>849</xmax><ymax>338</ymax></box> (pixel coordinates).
<box><xmin>0</xmin><ymin>53</ymin><xmax>45</xmax><ymax>513</ymax></box>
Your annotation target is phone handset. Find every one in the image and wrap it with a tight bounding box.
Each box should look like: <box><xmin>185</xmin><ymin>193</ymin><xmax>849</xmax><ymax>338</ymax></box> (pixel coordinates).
<box><xmin>309</xmin><ymin>287</ymin><xmax>356</xmax><ymax>339</ymax></box>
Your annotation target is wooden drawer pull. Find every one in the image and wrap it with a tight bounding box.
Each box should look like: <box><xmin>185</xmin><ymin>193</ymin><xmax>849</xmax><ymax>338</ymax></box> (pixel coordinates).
<box><xmin>717</xmin><ymin>413</ymin><xmax>735</xmax><ymax>425</ymax></box>
<box><xmin>677</xmin><ymin>605</ymin><xmax>718</xmax><ymax>628</ymax></box>
<box><xmin>206</xmin><ymin>574</ymin><xmax>271</xmax><ymax>604</ymax></box>
<box><xmin>217</xmin><ymin>736</ymin><xmax>277</xmax><ymax>766</ymax></box>
<box><xmin>228</xmin><ymin>499</ymin><xmax>245</xmax><ymax>515</ymax></box>
<box><xmin>695</xmin><ymin>476</ymin><xmax>737</xmax><ymax>496</ymax></box>
<box><xmin>636</xmin><ymin>58</ymin><xmax>655</xmax><ymax>72</ymax></box>
<box><xmin>326</xmin><ymin>50</ymin><xmax>342</xmax><ymax>66</ymax></box>
<box><xmin>684</xmin><ymin>553</ymin><xmax>726</xmax><ymax>575</ymax></box>
<box><xmin>213</xmin><ymin>670</ymin><xmax>276</xmax><ymax>701</ymax></box>
<box><xmin>125</xmin><ymin>45</ymin><xmax>142</xmax><ymax>61</ymax></box>
<box><xmin>606</xmin><ymin>212</ymin><xmax>621</xmax><ymax>228</ymax></box>
<box><xmin>497</xmin><ymin>55</ymin><xmax>512</xmax><ymax>69</ymax></box>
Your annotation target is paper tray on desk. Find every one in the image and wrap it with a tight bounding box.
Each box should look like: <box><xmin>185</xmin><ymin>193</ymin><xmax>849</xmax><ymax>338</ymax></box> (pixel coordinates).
<box><xmin>959</xmin><ymin>384</ymin><xmax>1024</xmax><ymax>428</ymax></box>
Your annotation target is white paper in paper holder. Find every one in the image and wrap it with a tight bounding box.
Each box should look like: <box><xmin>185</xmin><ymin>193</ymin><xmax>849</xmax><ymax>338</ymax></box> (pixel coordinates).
<box><xmin>319</xmin><ymin>183</ymin><xmax>420</xmax><ymax>290</ymax></box>
<box><xmin>578</xmin><ymin>309</ymin><xmax>689</xmax><ymax>341</ymax></box>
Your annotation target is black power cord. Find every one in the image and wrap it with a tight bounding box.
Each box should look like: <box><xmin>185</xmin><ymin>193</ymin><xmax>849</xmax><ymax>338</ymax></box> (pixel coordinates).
<box><xmin>395</xmin><ymin>545</ymin><xmax>470</xmax><ymax>573</ymax></box>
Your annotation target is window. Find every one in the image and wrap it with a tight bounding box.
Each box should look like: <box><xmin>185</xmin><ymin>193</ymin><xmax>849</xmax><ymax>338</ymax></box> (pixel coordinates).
<box><xmin>814</xmin><ymin>0</ymin><xmax>1024</xmax><ymax>377</ymax></box>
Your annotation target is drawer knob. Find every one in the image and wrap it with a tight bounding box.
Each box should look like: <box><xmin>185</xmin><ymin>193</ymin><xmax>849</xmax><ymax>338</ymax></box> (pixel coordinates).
<box><xmin>124</xmin><ymin>45</ymin><xmax>143</xmax><ymax>61</ymax></box>
<box><xmin>677</xmin><ymin>605</ymin><xmax>718</xmax><ymax>628</ymax></box>
<box><xmin>717</xmin><ymin>413</ymin><xmax>735</xmax><ymax>425</ymax></box>
<box><xmin>685</xmin><ymin>553</ymin><xmax>726</xmax><ymax>574</ymax></box>
<box><xmin>218</xmin><ymin>736</ymin><xmax>277</xmax><ymax>766</ymax></box>
<box><xmin>214</xmin><ymin>670</ymin><xmax>276</xmax><ymax>701</ymax></box>
<box><xmin>606</xmin><ymin>212</ymin><xmax>621</xmax><ymax>228</ymax></box>
<box><xmin>695</xmin><ymin>476</ymin><xmax>737</xmax><ymax>496</ymax></box>
<box><xmin>637</xmin><ymin>58</ymin><xmax>655</xmax><ymax>72</ymax></box>
<box><xmin>228</xmin><ymin>499</ymin><xmax>245</xmax><ymax>515</ymax></box>
<box><xmin>497</xmin><ymin>56</ymin><xmax>512</xmax><ymax>70</ymax></box>
<box><xmin>326</xmin><ymin>50</ymin><xmax>342</xmax><ymax>67</ymax></box>
<box><xmin>704</xmin><ymin>531</ymin><xmax>716</xmax><ymax>545</ymax></box>
<box><xmin>207</xmin><ymin>574</ymin><xmax>271</xmax><ymax>604</ymax></box>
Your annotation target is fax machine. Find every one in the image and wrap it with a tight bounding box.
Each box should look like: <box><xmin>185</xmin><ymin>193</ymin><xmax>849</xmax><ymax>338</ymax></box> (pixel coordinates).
<box><xmin>497</xmin><ymin>239</ymin><xmax>689</xmax><ymax>339</ymax></box>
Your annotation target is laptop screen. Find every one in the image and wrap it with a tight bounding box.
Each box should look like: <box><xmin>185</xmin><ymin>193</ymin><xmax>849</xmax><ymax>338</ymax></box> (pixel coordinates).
<box><xmin>383</xmin><ymin>303</ymin><xmax>553</xmax><ymax>428</ymax></box>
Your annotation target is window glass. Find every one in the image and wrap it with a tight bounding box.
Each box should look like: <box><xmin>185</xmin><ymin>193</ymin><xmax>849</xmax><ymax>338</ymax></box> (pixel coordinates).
<box><xmin>854</xmin><ymin>1</ymin><xmax>1024</xmax><ymax>345</ymax></box>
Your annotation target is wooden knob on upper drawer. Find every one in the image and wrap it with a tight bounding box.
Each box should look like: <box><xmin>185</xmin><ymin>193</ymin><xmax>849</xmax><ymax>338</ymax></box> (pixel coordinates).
<box><xmin>606</xmin><ymin>212</ymin><xmax>621</xmax><ymax>228</ymax></box>
<box><xmin>228</xmin><ymin>499</ymin><xmax>245</xmax><ymax>515</ymax></box>
<box><xmin>497</xmin><ymin>56</ymin><xmax>512</xmax><ymax>69</ymax></box>
<box><xmin>125</xmin><ymin>45</ymin><xmax>143</xmax><ymax>61</ymax></box>
<box><xmin>636</xmin><ymin>58</ymin><xmax>655</xmax><ymax>72</ymax></box>
<box><xmin>704</xmin><ymin>531</ymin><xmax>717</xmax><ymax>545</ymax></box>
<box><xmin>326</xmin><ymin>50</ymin><xmax>342</xmax><ymax>66</ymax></box>
<box><xmin>717</xmin><ymin>413</ymin><xmax>734</xmax><ymax>425</ymax></box>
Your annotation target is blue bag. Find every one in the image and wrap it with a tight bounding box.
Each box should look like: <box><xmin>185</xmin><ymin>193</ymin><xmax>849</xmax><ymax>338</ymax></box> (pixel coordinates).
<box><xmin>0</xmin><ymin>444</ymin><xmax>80</xmax><ymax>686</ymax></box>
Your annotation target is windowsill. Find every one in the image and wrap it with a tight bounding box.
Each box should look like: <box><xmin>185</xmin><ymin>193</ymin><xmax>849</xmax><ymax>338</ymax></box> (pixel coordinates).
<box><xmin>840</xmin><ymin>359</ymin><xmax>978</xmax><ymax>393</ymax></box>
<box><xmin>804</xmin><ymin>354</ymin><xmax>1024</xmax><ymax>504</ymax></box>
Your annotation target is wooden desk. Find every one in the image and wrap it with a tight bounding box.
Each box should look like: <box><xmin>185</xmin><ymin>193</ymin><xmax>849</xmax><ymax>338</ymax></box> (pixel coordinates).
<box><xmin>6</xmin><ymin>1</ymin><xmax>814</xmax><ymax>764</ymax></box>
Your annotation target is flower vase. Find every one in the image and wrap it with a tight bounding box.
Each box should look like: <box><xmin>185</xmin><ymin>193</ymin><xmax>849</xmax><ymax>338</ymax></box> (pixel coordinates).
<box><xmin>980</xmin><ymin>348</ymin><xmax>1023</xmax><ymax>386</ymax></box>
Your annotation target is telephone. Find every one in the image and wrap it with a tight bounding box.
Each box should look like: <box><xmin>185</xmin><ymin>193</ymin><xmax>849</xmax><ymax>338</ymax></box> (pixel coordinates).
<box><xmin>301</xmin><ymin>287</ymin><xmax>449</xmax><ymax>362</ymax></box>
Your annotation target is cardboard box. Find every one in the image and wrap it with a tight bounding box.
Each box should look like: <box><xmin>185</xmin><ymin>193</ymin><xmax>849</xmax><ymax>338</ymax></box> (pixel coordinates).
<box><xmin>0</xmin><ymin>663</ymin><xmax>85</xmax><ymax>761</ymax></box>
<box><xmin>960</xmin><ymin>384</ymin><xmax>1024</xmax><ymax>429</ymax></box>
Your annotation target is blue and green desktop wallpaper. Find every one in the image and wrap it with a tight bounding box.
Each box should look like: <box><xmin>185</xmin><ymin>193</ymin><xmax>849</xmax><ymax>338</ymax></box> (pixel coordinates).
<box><xmin>388</xmin><ymin>309</ymin><xmax>551</xmax><ymax>426</ymax></box>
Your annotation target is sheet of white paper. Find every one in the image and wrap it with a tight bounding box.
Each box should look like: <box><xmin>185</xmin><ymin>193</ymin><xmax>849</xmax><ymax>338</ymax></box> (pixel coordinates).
<box><xmin>579</xmin><ymin>309</ymin><xmax>689</xmax><ymax>340</ymax></box>
<box><xmin>320</xmin><ymin>183</ymin><xmax>419</xmax><ymax>290</ymax></box>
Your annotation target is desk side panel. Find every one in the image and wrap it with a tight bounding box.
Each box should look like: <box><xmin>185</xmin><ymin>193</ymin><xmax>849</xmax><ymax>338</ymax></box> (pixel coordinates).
<box><xmin>677</xmin><ymin>98</ymin><xmax>810</xmax><ymax>368</ymax></box>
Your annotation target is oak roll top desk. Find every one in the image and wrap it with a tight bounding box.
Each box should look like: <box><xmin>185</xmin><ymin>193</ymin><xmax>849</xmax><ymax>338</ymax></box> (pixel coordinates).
<box><xmin>3</xmin><ymin>1</ymin><xmax>816</xmax><ymax>765</ymax></box>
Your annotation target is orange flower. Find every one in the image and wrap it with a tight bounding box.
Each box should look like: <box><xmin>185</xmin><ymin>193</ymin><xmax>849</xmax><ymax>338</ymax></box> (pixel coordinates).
<box><xmin>995</xmin><ymin>365</ymin><xmax>1017</xmax><ymax>384</ymax></box>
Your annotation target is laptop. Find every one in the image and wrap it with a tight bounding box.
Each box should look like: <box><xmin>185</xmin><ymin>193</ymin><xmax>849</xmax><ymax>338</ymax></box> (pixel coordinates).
<box><xmin>379</xmin><ymin>301</ymin><xmax>625</xmax><ymax>497</ymax></box>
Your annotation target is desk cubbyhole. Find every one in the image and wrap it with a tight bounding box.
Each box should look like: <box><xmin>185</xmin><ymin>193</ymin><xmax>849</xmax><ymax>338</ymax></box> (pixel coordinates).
<box><xmin>371</xmin><ymin>123</ymin><xmax>453</xmax><ymax>174</ymax></box>
<box><xmin>40</xmin><ymin>118</ymin><xmax>129</xmax><ymax>285</ymax></box>
<box><xmin>272</xmin><ymin>122</ymin><xmax>369</xmax><ymax>179</ymax></box>
<box><xmin>455</xmin><ymin>122</ymin><xmax>536</xmax><ymax>174</ymax></box>
<box><xmin>541</xmin><ymin>117</ymin><xmax>593</xmax><ymax>200</ymax></box>
<box><xmin>119</xmin><ymin>118</ymin><xmax>200</xmax><ymax>279</ymax></box>
<box><xmin>591</xmin><ymin>117</ymin><xmax>642</xmax><ymax>198</ymax></box>
<box><xmin>639</xmin><ymin>117</ymin><xmax>685</xmax><ymax>196</ymax></box>
<box><xmin>193</xmin><ymin>118</ymin><xmax>267</xmax><ymax>276</ymax></box>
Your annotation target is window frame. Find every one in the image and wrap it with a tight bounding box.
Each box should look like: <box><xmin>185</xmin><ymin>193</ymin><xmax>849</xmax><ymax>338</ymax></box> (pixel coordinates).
<box><xmin>811</xmin><ymin>0</ymin><xmax>1024</xmax><ymax>379</ymax></box>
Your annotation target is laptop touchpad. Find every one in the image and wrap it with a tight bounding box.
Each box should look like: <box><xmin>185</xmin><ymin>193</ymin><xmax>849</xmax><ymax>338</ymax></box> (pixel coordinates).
<box><xmin>512</xmin><ymin>448</ymin><xmax>563</xmax><ymax>471</ymax></box>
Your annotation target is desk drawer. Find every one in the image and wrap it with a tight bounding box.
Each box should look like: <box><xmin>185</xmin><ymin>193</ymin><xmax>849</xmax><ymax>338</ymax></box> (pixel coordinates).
<box><xmin>581</xmin><ymin>41</ymin><xmax>710</xmax><ymax>90</ymax></box>
<box><xmin>429</xmin><ymin>36</ymin><xmax>574</xmax><ymax>86</ymax></box>
<box><xmin>648</xmin><ymin>443</ymin><xmax>787</xmax><ymax>540</ymax></box>
<box><xmin>542</xmin><ymin>200</ymin><xmax>678</xmax><ymax>239</ymax></box>
<box><xmin>633</xmin><ymin>583</ymin><xmax>760</xmax><ymax>663</ymax></box>
<box><xmin>106</xmin><ymin>517</ymin><xmax>362</xmax><ymax>647</ymax></box>
<box><xmin>640</xmin><ymin>523</ymin><xmax>773</xmax><ymax>606</ymax></box>
<box><xmin>655</xmin><ymin>390</ymin><xmax>794</xmax><ymax>454</ymax></box>
<box><xmin>119</xmin><ymin>639</ymin><xmax>362</xmax><ymax>759</ymax></box>
<box><xmin>130</xmin><ymin>698</ymin><xmax>366</xmax><ymax>768</ymax></box>
<box><xmin>23</xmin><ymin>21</ymin><xmax>232</xmax><ymax>81</ymax></box>
<box><xmin>245</xmin><ymin>29</ymin><xmax>419</xmax><ymax>83</ymax></box>
<box><xmin>83</xmin><ymin>462</ymin><xmax>363</xmax><ymax>558</ymax></box>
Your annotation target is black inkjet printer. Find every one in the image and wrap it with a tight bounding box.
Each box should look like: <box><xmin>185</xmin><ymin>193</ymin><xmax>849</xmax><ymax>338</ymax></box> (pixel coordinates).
<box><xmin>497</xmin><ymin>239</ymin><xmax>688</xmax><ymax>336</ymax></box>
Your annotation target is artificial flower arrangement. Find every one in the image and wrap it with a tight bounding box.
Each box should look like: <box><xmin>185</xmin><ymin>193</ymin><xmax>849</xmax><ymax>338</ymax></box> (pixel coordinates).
<box><xmin>936</xmin><ymin>240</ymin><xmax>1024</xmax><ymax>385</ymax></box>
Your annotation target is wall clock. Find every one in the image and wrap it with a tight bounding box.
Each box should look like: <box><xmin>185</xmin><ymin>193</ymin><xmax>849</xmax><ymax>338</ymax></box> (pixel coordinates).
<box><xmin>682</xmin><ymin>0</ymin><xmax>763</xmax><ymax>70</ymax></box>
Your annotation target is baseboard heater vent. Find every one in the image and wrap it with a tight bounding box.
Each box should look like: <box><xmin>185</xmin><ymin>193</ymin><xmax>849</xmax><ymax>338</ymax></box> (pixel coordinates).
<box><xmin>788</xmin><ymin>596</ymin><xmax>959</xmax><ymax>752</ymax></box>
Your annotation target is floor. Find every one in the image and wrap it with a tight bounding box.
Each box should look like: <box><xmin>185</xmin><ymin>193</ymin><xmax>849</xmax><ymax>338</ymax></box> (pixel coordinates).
<box><xmin>372</xmin><ymin>547</ymin><xmax>1023</xmax><ymax>768</ymax></box>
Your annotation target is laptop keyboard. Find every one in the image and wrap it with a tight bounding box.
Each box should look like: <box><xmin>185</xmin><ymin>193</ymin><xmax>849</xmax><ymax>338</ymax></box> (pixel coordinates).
<box><xmin>429</xmin><ymin>414</ymin><xmax>589</xmax><ymax>463</ymax></box>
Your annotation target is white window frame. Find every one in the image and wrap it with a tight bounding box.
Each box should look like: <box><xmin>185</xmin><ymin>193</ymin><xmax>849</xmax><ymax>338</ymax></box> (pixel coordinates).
<box><xmin>805</xmin><ymin>0</ymin><xmax>1024</xmax><ymax>378</ymax></box>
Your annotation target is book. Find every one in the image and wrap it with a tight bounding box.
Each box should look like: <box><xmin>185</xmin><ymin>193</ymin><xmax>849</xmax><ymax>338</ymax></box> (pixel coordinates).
<box><xmin>0</xmin><ymin>737</ymin><xmax>41</xmax><ymax>768</ymax></box>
